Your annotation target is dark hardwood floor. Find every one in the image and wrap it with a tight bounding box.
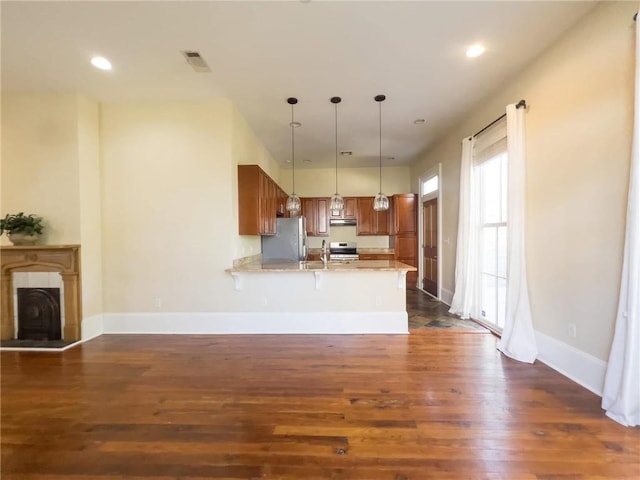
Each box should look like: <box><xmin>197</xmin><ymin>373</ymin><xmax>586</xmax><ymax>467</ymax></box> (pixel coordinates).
<box><xmin>2</xmin><ymin>326</ymin><xmax>638</xmax><ymax>479</ymax></box>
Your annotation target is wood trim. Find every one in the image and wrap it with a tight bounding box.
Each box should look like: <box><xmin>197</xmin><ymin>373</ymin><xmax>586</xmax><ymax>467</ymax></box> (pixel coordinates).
<box><xmin>1</xmin><ymin>245</ymin><xmax>82</xmax><ymax>341</ymax></box>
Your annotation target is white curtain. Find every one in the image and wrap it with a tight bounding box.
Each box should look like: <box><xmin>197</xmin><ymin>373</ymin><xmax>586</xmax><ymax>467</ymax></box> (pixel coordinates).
<box><xmin>449</xmin><ymin>137</ymin><xmax>476</xmax><ymax>319</ymax></box>
<box><xmin>497</xmin><ymin>104</ymin><xmax>538</xmax><ymax>364</ymax></box>
<box><xmin>601</xmin><ymin>13</ymin><xmax>640</xmax><ymax>427</ymax></box>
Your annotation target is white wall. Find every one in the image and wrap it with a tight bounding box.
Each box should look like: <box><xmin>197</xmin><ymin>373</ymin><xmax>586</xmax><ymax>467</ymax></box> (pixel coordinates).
<box><xmin>77</xmin><ymin>95</ymin><xmax>103</xmax><ymax>318</ymax></box>
<box><xmin>410</xmin><ymin>1</ymin><xmax>635</xmax><ymax>362</ymax></box>
<box><xmin>2</xmin><ymin>94</ymin><xmax>300</xmax><ymax>319</ymax></box>
<box><xmin>100</xmin><ymin>100</ymin><xmax>243</xmax><ymax>313</ymax></box>
<box><xmin>280</xmin><ymin>165</ymin><xmax>411</xmax><ymax>197</ymax></box>
<box><xmin>1</xmin><ymin>93</ymin><xmax>81</xmax><ymax>245</ymax></box>
<box><xmin>1</xmin><ymin>93</ymin><xmax>104</xmax><ymax>319</ymax></box>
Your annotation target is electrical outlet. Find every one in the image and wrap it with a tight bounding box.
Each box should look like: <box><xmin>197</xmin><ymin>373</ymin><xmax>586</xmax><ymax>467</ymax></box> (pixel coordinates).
<box><xmin>375</xmin><ymin>295</ymin><xmax>382</xmax><ymax>306</ymax></box>
<box><xmin>568</xmin><ymin>323</ymin><xmax>577</xmax><ymax>338</ymax></box>
<box><xmin>154</xmin><ymin>297</ymin><xmax>162</xmax><ymax>309</ymax></box>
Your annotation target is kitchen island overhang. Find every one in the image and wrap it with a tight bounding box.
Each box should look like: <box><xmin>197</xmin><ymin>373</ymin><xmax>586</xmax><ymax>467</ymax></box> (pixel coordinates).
<box><xmin>225</xmin><ymin>260</ymin><xmax>417</xmax><ymax>334</ymax></box>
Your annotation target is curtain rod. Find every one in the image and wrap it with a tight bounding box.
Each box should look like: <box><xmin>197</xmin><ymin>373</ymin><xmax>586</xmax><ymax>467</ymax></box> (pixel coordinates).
<box><xmin>472</xmin><ymin>99</ymin><xmax>527</xmax><ymax>138</ymax></box>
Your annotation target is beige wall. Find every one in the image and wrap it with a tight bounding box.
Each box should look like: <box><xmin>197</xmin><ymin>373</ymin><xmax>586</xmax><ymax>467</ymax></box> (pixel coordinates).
<box><xmin>231</xmin><ymin>104</ymin><xmax>281</xmax><ymax>257</ymax></box>
<box><xmin>1</xmin><ymin>93</ymin><xmax>104</xmax><ymax>317</ymax></box>
<box><xmin>2</xmin><ymin>94</ymin><xmax>292</xmax><ymax>316</ymax></box>
<box><xmin>100</xmin><ymin>100</ymin><xmax>243</xmax><ymax>313</ymax></box>
<box><xmin>280</xmin><ymin>165</ymin><xmax>412</xmax><ymax>198</ymax></box>
<box><xmin>410</xmin><ymin>1</ymin><xmax>635</xmax><ymax>361</ymax></box>
<box><xmin>1</xmin><ymin>93</ymin><xmax>82</xmax><ymax>245</ymax></box>
<box><xmin>76</xmin><ymin>95</ymin><xmax>103</xmax><ymax>318</ymax></box>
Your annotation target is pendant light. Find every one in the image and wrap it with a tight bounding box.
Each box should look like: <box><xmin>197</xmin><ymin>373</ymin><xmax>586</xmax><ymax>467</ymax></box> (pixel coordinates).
<box><xmin>329</xmin><ymin>96</ymin><xmax>344</xmax><ymax>211</ymax></box>
<box><xmin>286</xmin><ymin>97</ymin><xmax>301</xmax><ymax>214</ymax></box>
<box><xmin>373</xmin><ymin>94</ymin><xmax>389</xmax><ymax>211</ymax></box>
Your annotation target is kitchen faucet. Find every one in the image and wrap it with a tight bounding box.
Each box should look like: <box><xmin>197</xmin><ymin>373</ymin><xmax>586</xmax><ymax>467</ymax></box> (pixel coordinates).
<box><xmin>321</xmin><ymin>239</ymin><xmax>328</xmax><ymax>265</ymax></box>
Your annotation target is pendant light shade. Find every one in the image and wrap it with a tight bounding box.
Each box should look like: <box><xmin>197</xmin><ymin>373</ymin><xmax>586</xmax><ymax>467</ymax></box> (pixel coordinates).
<box><xmin>329</xmin><ymin>96</ymin><xmax>344</xmax><ymax>211</ymax></box>
<box><xmin>286</xmin><ymin>97</ymin><xmax>301</xmax><ymax>214</ymax></box>
<box><xmin>373</xmin><ymin>94</ymin><xmax>389</xmax><ymax>211</ymax></box>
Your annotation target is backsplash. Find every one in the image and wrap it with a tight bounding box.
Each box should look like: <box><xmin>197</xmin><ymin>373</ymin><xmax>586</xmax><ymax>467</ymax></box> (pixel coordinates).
<box><xmin>306</xmin><ymin>226</ymin><xmax>389</xmax><ymax>249</ymax></box>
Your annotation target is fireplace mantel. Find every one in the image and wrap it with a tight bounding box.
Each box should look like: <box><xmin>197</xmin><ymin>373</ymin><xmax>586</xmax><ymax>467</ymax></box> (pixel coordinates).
<box><xmin>1</xmin><ymin>245</ymin><xmax>81</xmax><ymax>341</ymax></box>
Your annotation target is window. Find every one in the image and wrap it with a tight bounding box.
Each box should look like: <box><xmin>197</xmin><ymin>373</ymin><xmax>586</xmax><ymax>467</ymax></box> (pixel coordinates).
<box><xmin>422</xmin><ymin>176</ymin><xmax>438</xmax><ymax>196</ymax></box>
<box><xmin>474</xmin><ymin>119</ymin><xmax>507</xmax><ymax>329</ymax></box>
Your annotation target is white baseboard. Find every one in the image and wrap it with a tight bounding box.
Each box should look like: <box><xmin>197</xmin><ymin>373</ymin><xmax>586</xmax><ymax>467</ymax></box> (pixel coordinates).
<box><xmin>103</xmin><ymin>311</ymin><xmax>409</xmax><ymax>335</ymax></box>
<box><xmin>81</xmin><ymin>314</ymin><xmax>104</xmax><ymax>341</ymax></box>
<box><xmin>440</xmin><ymin>288</ymin><xmax>454</xmax><ymax>306</ymax></box>
<box><xmin>535</xmin><ymin>330</ymin><xmax>607</xmax><ymax>396</ymax></box>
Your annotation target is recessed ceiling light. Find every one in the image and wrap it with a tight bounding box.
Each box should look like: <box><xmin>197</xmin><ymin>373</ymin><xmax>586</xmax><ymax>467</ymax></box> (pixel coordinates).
<box><xmin>290</xmin><ymin>121</ymin><xmax>302</xmax><ymax>128</ymax></box>
<box><xmin>466</xmin><ymin>44</ymin><xmax>485</xmax><ymax>58</ymax></box>
<box><xmin>90</xmin><ymin>56</ymin><xmax>112</xmax><ymax>70</ymax></box>
<box><xmin>414</xmin><ymin>119</ymin><xmax>426</xmax><ymax>125</ymax></box>
<box><xmin>340</xmin><ymin>151</ymin><xmax>352</xmax><ymax>156</ymax></box>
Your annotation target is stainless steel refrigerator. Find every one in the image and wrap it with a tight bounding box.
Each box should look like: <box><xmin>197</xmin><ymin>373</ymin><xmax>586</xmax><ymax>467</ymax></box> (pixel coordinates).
<box><xmin>261</xmin><ymin>217</ymin><xmax>308</xmax><ymax>262</ymax></box>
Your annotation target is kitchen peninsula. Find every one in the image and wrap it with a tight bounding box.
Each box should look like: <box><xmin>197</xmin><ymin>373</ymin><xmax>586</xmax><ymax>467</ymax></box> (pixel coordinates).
<box><xmin>226</xmin><ymin>259</ymin><xmax>416</xmax><ymax>334</ymax></box>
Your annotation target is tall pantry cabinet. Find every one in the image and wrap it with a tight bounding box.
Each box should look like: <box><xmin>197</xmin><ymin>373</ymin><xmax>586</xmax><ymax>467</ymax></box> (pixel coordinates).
<box><xmin>390</xmin><ymin>194</ymin><xmax>418</xmax><ymax>286</ymax></box>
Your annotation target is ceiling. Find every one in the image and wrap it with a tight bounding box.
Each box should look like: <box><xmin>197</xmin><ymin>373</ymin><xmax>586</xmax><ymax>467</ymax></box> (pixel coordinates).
<box><xmin>1</xmin><ymin>1</ymin><xmax>597</xmax><ymax>169</ymax></box>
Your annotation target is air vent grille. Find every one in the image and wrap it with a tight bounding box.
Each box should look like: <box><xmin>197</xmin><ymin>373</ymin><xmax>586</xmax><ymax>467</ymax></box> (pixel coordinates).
<box><xmin>181</xmin><ymin>50</ymin><xmax>211</xmax><ymax>73</ymax></box>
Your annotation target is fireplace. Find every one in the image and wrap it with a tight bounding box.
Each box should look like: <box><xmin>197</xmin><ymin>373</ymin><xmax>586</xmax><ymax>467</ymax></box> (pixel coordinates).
<box><xmin>1</xmin><ymin>245</ymin><xmax>81</xmax><ymax>341</ymax></box>
<box><xmin>17</xmin><ymin>287</ymin><xmax>62</xmax><ymax>340</ymax></box>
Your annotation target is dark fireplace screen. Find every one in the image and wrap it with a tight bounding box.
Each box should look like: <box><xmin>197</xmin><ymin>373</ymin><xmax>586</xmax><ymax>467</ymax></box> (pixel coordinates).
<box><xmin>17</xmin><ymin>288</ymin><xmax>62</xmax><ymax>341</ymax></box>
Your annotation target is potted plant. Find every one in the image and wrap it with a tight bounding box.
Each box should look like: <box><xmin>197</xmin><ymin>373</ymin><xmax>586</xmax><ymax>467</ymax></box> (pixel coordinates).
<box><xmin>0</xmin><ymin>212</ymin><xmax>44</xmax><ymax>245</ymax></box>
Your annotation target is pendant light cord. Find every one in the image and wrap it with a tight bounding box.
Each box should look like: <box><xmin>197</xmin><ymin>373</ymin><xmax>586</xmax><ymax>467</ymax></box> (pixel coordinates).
<box><xmin>378</xmin><ymin>100</ymin><xmax>382</xmax><ymax>194</ymax></box>
<box><xmin>291</xmin><ymin>103</ymin><xmax>295</xmax><ymax>193</ymax></box>
<box><xmin>334</xmin><ymin>102</ymin><xmax>339</xmax><ymax>194</ymax></box>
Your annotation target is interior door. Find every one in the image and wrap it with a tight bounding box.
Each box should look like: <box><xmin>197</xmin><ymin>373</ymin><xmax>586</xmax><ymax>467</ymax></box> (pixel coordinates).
<box><xmin>423</xmin><ymin>198</ymin><xmax>438</xmax><ymax>296</ymax></box>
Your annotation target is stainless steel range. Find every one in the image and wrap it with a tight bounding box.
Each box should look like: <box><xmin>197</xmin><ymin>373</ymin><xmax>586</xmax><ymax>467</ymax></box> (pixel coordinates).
<box><xmin>329</xmin><ymin>242</ymin><xmax>359</xmax><ymax>261</ymax></box>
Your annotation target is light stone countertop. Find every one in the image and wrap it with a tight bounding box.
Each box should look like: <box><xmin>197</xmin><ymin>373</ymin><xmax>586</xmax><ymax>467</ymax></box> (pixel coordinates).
<box><xmin>307</xmin><ymin>247</ymin><xmax>394</xmax><ymax>255</ymax></box>
<box><xmin>358</xmin><ymin>248</ymin><xmax>395</xmax><ymax>254</ymax></box>
<box><xmin>226</xmin><ymin>259</ymin><xmax>416</xmax><ymax>273</ymax></box>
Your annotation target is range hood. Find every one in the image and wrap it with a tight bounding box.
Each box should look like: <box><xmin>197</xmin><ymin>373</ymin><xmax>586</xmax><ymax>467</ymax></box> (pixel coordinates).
<box><xmin>329</xmin><ymin>218</ymin><xmax>357</xmax><ymax>226</ymax></box>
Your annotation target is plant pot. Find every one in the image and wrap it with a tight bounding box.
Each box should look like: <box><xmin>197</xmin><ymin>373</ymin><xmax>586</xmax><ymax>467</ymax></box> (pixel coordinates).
<box><xmin>7</xmin><ymin>232</ymin><xmax>40</xmax><ymax>246</ymax></box>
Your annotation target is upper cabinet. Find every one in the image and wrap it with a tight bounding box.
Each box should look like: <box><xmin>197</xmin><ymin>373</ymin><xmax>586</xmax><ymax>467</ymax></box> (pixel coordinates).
<box><xmin>356</xmin><ymin>197</ymin><xmax>389</xmax><ymax>236</ymax></box>
<box><xmin>276</xmin><ymin>186</ymin><xmax>289</xmax><ymax>219</ymax></box>
<box><xmin>238</xmin><ymin>168</ymin><xmax>414</xmax><ymax>239</ymax></box>
<box><xmin>301</xmin><ymin>197</ymin><xmax>330</xmax><ymax>237</ymax></box>
<box><xmin>391</xmin><ymin>193</ymin><xmax>417</xmax><ymax>235</ymax></box>
<box><xmin>238</xmin><ymin>165</ymin><xmax>281</xmax><ymax>235</ymax></box>
<box><xmin>329</xmin><ymin>197</ymin><xmax>356</xmax><ymax>221</ymax></box>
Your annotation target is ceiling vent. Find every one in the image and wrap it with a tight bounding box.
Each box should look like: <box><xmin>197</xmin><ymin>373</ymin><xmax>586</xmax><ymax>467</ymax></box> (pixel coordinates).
<box><xmin>181</xmin><ymin>50</ymin><xmax>211</xmax><ymax>73</ymax></box>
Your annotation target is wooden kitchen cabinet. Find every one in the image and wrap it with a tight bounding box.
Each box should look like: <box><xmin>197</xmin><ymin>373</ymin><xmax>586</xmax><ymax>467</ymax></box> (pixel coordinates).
<box><xmin>390</xmin><ymin>193</ymin><xmax>418</xmax><ymax>285</ymax></box>
<box><xmin>238</xmin><ymin>165</ymin><xmax>281</xmax><ymax>235</ymax></box>
<box><xmin>329</xmin><ymin>197</ymin><xmax>356</xmax><ymax>220</ymax></box>
<box><xmin>391</xmin><ymin>193</ymin><xmax>417</xmax><ymax>235</ymax></box>
<box><xmin>276</xmin><ymin>186</ymin><xmax>289</xmax><ymax>218</ymax></box>
<box><xmin>259</xmin><ymin>171</ymin><xmax>277</xmax><ymax>234</ymax></box>
<box><xmin>316</xmin><ymin>198</ymin><xmax>329</xmax><ymax>235</ymax></box>
<box><xmin>356</xmin><ymin>197</ymin><xmax>389</xmax><ymax>235</ymax></box>
<box><xmin>301</xmin><ymin>197</ymin><xmax>330</xmax><ymax>237</ymax></box>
